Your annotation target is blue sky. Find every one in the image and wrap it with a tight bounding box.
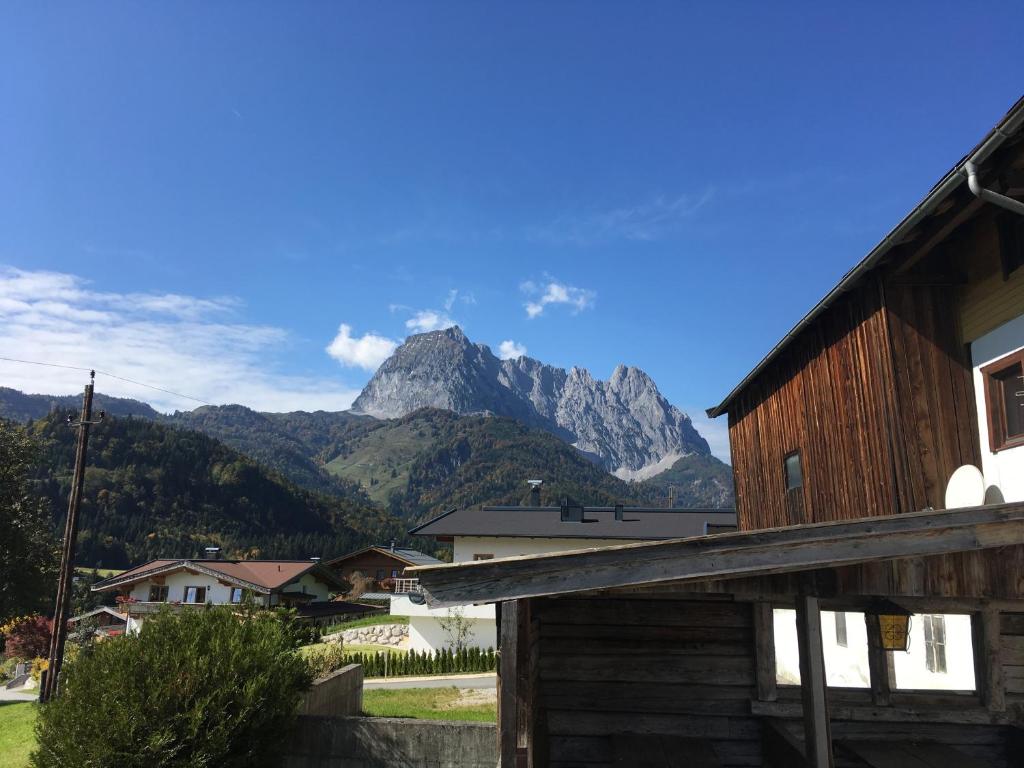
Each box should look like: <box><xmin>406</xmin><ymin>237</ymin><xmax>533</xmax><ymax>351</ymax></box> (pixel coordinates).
<box><xmin>1</xmin><ymin>3</ymin><xmax>1022</xmax><ymax>460</ymax></box>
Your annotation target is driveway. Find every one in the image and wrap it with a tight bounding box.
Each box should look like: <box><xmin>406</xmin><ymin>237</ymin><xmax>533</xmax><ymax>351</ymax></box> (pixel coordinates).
<box><xmin>0</xmin><ymin>687</ymin><xmax>38</xmax><ymax>702</ymax></box>
<box><xmin>364</xmin><ymin>672</ymin><xmax>496</xmax><ymax>690</ymax></box>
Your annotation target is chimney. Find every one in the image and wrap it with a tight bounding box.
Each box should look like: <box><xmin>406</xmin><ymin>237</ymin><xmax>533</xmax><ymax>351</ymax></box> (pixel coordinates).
<box><xmin>389</xmin><ymin>539</ymin><xmax>396</xmax><ymax>553</ymax></box>
<box><xmin>204</xmin><ymin>546</ymin><xmax>221</xmax><ymax>560</ymax></box>
<box><xmin>614</xmin><ymin>504</ymin><xmax>624</xmax><ymax>522</ymax></box>
<box><xmin>560</xmin><ymin>497</ymin><xmax>583</xmax><ymax>523</ymax></box>
<box><xmin>309</xmin><ymin>556</ymin><xmax>321</xmax><ymax>563</ymax></box>
<box><xmin>527</xmin><ymin>479</ymin><xmax>543</xmax><ymax>506</ymax></box>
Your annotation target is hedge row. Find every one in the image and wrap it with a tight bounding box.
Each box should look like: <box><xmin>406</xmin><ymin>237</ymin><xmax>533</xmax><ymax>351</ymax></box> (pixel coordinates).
<box><xmin>346</xmin><ymin>647</ymin><xmax>496</xmax><ymax>677</ymax></box>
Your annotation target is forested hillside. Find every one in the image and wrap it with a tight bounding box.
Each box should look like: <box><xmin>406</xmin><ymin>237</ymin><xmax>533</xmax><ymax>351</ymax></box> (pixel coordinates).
<box><xmin>23</xmin><ymin>412</ymin><xmax>403</xmax><ymax>569</ymax></box>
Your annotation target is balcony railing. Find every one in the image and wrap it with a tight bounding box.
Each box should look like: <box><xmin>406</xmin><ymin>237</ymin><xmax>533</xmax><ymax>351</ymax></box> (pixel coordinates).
<box><xmin>392</xmin><ymin>578</ymin><xmax>421</xmax><ymax>594</ymax></box>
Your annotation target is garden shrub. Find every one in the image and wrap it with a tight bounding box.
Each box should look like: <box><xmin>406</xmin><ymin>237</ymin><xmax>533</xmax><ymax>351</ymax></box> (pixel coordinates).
<box><xmin>32</xmin><ymin>607</ymin><xmax>312</xmax><ymax>768</ymax></box>
<box><xmin>2</xmin><ymin>615</ymin><xmax>52</xmax><ymax>659</ymax></box>
<box><xmin>344</xmin><ymin>647</ymin><xmax>496</xmax><ymax>677</ymax></box>
<box><xmin>304</xmin><ymin>642</ymin><xmax>348</xmax><ymax>679</ymax></box>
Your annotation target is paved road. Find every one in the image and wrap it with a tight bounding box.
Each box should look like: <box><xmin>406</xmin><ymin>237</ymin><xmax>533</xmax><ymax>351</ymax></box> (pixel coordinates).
<box><xmin>364</xmin><ymin>672</ymin><xmax>496</xmax><ymax>690</ymax></box>
<box><xmin>0</xmin><ymin>688</ymin><xmax>38</xmax><ymax>702</ymax></box>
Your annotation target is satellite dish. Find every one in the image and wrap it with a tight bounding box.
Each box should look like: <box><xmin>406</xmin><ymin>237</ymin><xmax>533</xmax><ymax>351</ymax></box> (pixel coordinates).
<box><xmin>944</xmin><ymin>465</ymin><xmax>986</xmax><ymax>509</ymax></box>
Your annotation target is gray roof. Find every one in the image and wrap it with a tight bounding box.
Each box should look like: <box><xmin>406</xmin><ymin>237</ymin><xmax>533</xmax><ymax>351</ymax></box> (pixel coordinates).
<box><xmin>390</xmin><ymin>547</ymin><xmax>444</xmax><ymax>566</ymax></box>
<box><xmin>707</xmin><ymin>94</ymin><xmax>1024</xmax><ymax>418</ymax></box>
<box><xmin>409</xmin><ymin>506</ymin><xmax>737</xmax><ymax>541</ymax></box>
<box><xmin>324</xmin><ymin>546</ymin><xmax>443</xmax><ymax>569</ymax></box>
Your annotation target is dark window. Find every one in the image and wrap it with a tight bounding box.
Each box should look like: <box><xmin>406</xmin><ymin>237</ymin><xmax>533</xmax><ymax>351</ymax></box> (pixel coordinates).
<box><xmin>923</xmin><ymin>615</ymin><xmax>947</xmax><ymax>673</ymax></box>
<box><xmin>391</xmin><ymin>569</ymin><xmax>400</xmax><ymax>578</ymax></box>
<box><xmin>784</xmin><ymin>451</ymin><xmax>803</xmax><ymax>491</ymax></box>
<box><xmin>375</xmin><ymin>569</ymin><xmax>386</xmax><ymax>580</ymax></box>
<box><xmin>835</xmin><ymin>612</ymin><xmax>848</xmax><ymax>647</ymax></box>
<box><xmin>229</xmin><ymin>587</ymin><xmax>245</xmax><ymax>604</ymax></box>
<box><xmin>473</xmin><ymin>554</ymin><xmax>494</xmax><ymax>561</ymax></box>
<box><xmin>184</xmin><ymin>586</ymin><xmax>207</xmax><ymax>604</ymax></box>
<box><xmin>981</xmin><ymin>350</ymin><xmax>1024</xmax><ymax>452</ymax></box>
<box><xmin>148</xmin><ymin>585</ymin><xmax>169</xmax><ymax>602</ymax></box>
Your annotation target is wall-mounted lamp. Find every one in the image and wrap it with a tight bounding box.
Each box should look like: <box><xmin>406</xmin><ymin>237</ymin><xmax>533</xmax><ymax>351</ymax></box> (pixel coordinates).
<box><xmin>868</xmin><ymin>598</ymin><xmax>913</xmax><ymax>652</ymax></box>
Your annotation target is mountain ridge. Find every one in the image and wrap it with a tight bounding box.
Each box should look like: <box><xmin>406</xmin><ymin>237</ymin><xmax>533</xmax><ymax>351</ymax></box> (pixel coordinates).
<box><xmin>352</xmin><ymin>326</ymin><xmax>710</xmax><ymax>478</ymax></box>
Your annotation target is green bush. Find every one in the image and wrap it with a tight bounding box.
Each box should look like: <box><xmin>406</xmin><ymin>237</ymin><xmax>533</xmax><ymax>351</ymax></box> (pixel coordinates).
<box><xmin>304</xmin><ymin>643</ymin><xmax>348</xmax><ymax>680</ymax></box>
<box><xmin>345</xmin><ymin>647</ymin><xmax>496</xmax><ymax>677</ymax></box>
<box><xmin>32</xmin><ymin>608</ymin><xmax>312</xmax><ymax>768</ymax></box>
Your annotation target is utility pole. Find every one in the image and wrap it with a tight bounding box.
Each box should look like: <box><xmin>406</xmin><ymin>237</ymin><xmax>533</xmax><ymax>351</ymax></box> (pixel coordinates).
<box><xmin>40</xmin><ymin>372</ymin><xmax>103</xmax><ymax>703</ymax></box>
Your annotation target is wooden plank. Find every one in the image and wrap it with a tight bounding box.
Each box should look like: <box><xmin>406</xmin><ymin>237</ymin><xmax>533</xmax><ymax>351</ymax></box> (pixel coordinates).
<box><xmin>610</xmin><ymin>733</ymin><xmax>721</xmax><ymax>768</ymax></box>
<box><xmin>864</xmin><ymin>613</ymin><xmax>893</xmax><ymax>706</ymax></box>
<box><xmin>415</xmin><ymin>503</ymin><xmax>1024</xmax><ymax>606</ymax></box>
<box><xmin>796</xmin><ymin>594</ymin><xmax>833</xmax><ymax>768</ymax></box>
<box><xmin>980</xmin><ymin>608</ymin><xmax>1006</xmax><ymax>712</ymax></box>
<box><xmin>752</xmin><ymin>602</ymin><xmax>777</xmax><ymax>702</ymax></box>
<box><xmin>749</xmin><ymin>699</ymin><xmax>1012</xmax><ymax>725</ymax></box>
<box><xmin>835</xmin><ymin>740</ymin><xmax>934</xmax><ymax>768</ymax></box>
<box><xmin>500</xmin><ymin>599</ymin><xmax>519</xmax><ymax>767</ymax></box>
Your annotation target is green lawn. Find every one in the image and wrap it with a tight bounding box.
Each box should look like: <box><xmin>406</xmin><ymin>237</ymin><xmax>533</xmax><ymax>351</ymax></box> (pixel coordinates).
<box><xmin>0</xmin><ymin>702</ymin><xmax>37</xmax><ymax>768</ymax></box>
<box><xmin>362</xmin><ymin>687</ymin><xmax>496</xmax><ymax>722</ymax></box>
<box><xmin>74</xmin><ymin>566</ymin><xmax>124</xmax><ymax>578</ymax></box>
<box><xmin>323</xmin><ymin>614</ymin><xmax>409</xmax><ymax>634</ymax></box>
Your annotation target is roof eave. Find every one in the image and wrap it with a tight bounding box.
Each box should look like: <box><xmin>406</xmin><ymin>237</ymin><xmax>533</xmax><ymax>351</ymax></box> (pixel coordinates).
<box><xmin>706</xmin><ymin>95</ymin><xmax>1024</xmax><ymax>419</ymax></box>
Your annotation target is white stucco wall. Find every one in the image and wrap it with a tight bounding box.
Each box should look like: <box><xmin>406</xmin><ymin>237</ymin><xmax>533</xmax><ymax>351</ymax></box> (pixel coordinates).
<box><xmin>774</xmin><ymin>609</ymin><xmax>975</xmax><ymax>691</ymax></box>
<box><xmin>128</xmin><ymin>570</ymin><xmax>242</xmax><ymax>604</ymax></box>
<box><xmin>971</xmin><ymin>313</ymin><xmax>1024</xmax><ymax>503</ymax></box>
<box><xmin>125</xmin><ymin>567</ymin><xmax>330</xmax><ymax>606</ymax></box>
<box><xmin>452</xmin><ymin>535</ymin><xmax>645</xmax><ymax>562</ymax></box>
<box><xmin>395</xmin><ymin>535</ymin><xmax>642</xmax><ymax>653</ymax></box>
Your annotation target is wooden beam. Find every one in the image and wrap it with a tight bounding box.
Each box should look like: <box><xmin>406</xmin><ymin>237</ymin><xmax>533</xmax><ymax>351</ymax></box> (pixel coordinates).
<box><xmin>864</xmin><ymin>613</ymin><xmax>893</xmax><ymax>706</ymax></box>
<box><xmin>753</xmin><ymin>602</ymin><xmax>778</xmax><ymax>702</ymax></box>
<box><xmin>893</xmin><ymin>196</ymin><xmax>983</xmax><ymax>275</ymax></box>
<box><xmin>750</xmin><ymin>699</ymin><xmax>1012</xmax><ymax>725</ymax></box>
<box><xmin>796</xmin><ymin>595</ymin><xmax>833</xmax><ymax>768</ymax></box>
<box><xmin>413</xmin><ymin>503</ymin><xmax>1024</xmax><ymax>606</ymax></box>
<box><xmin>499</xmin><ymin>599</ymin><xmax>520</xmax><ymax>767</ymax></box>
<box><xmin>975</xmin><ymin>607</ymin><xmax>1005</xmax><ymax>712</ymax></box>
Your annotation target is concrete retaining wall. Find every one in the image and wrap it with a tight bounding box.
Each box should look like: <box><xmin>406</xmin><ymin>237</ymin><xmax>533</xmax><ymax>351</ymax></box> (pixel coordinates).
<box><xmin>298</xmin><ymin>664</ymin><xmax>363</xmax><ymax>717</ymax></box>
<box><xmin>282</xmin><ymin>715</ymin><xmax>497</xmax><ymax>768</ymax></box>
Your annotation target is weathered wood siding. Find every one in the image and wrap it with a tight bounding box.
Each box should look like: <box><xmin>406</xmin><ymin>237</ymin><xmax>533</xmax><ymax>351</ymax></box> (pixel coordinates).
<box><xmin>728</xmin><ymin>274</ymin><xmax>981</xmax><ymax>531</ymax></box>
<box><xmin>1001</xmin><ymin>612</ymin><xmax>1024</xmax><ymax>706</ymax></box>
<box><xmin>728</xmin><ymin>282</ymin><xmax>904</xmax><ymax>530</ymax></box>
<box><xmin>884</xmin><ymin>281</ymin><xmax>980</xmax><ymax>512</ymax></box>
<box><xmin>536</xmin><ymin>597</ymin><xmax>762</xmax><ymax>767</ymax></box>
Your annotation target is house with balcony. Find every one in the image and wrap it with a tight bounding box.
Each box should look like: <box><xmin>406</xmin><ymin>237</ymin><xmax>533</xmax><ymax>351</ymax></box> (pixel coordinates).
<box><xmin>412</xmin><ymin>95</ymin><xmax>1024</xmax><ymax>767</ymax></box>
<box><xmin>395</xmin><ymin>500</ymin><xmax>736</xmax><ymax>652</ymax></box>
<box><xmin>91</xmin><ymin>558</ymin><xmax>354</xmax><ymax>629</ymax></box>
<box><xmin>323</xmin><ymin>544</ymin><xmax>442</xmax><ymax>597</ymax></box>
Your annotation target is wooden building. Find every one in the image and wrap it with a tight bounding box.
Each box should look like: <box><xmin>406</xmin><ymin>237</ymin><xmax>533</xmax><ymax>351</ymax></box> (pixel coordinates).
<box><xmin>324</xmin><ymin>544</ymin><xmax>441</xmax><ymax>593</ymax></box>
<box><xmin>411</xmin><ymin>95</ymin><xmax>1024</xmax><ymax>768</ymax></box>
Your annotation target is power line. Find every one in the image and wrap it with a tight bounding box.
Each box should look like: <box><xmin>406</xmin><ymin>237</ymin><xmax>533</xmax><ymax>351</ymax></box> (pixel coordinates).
<box><xmin>0</xmin><ymin>355</ymin><xmax>212</xmax><ymax>406</ymax></box>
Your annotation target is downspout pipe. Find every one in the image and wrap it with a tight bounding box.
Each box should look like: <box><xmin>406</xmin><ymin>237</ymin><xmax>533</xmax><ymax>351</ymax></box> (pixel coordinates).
<box><xmin>965</xmin><ymin>161</ymin><xmax>1024</xmax><ymax>216</ymax></box>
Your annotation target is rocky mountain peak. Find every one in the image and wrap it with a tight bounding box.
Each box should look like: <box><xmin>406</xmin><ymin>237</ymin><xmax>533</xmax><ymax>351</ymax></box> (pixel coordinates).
<box><xmin>351</xmin><ymin>328</ymin><xmax>710</xmax><ymax>478</ymax></box>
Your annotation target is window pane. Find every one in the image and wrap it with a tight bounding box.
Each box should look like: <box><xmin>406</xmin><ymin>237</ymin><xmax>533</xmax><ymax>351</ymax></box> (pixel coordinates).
<box><xmin>773</xmin><ymin>609</ymin><xmax>869</xmax><ymax>688</ymax></box>
<box><xmin>997</xmin><ymin>363</ymin><xmax>1024</xmax><ymax>439</ymax></box>
<box><xmin>893</xmin><ymin>613</ymin><xmax>973</xmax><ymax>691</ymax></box>
<box><xmin>784</xmin><ymin>453</ymin><xmax>803</xmax><ymax>490</ymax></box>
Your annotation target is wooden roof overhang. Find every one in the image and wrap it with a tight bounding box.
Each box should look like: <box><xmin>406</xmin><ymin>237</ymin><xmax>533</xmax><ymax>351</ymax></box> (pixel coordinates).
<box><xmin>409</xmin><ymin>502</ymin><xmax>1024</xmax><ymax>607</ymax></box>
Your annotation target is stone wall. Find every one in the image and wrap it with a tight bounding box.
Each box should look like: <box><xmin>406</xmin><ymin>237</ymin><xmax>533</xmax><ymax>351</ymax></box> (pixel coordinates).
<box><xmin>328</xmin><ymin>622</ymin><xmax>408</xmax><ymax>647</ymax></box>
<box><xmin>282</xmin><ymin>715</ymin><xmax>497</xmax><ymax>768</ymax></box>
<box><xmin>298</xmin><ymin>664</ymin><xmax>363</xmax><ymax>718</ymax></box>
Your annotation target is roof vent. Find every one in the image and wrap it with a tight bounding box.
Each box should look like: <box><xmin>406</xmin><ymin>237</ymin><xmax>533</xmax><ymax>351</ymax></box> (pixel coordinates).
<box><xmin>389</xmin><ymin>539</ymin><xmax>396</xmax><ymax>553</ymax></box>
<box><xmin>527</xmin><ymin>479</ymin><xmax>543</xmax><ymax>506</ymax></box>
<box><xmin>204</xmin><ymin>546</ymin><xmax>221</xmax><ymax>559</ymax></box>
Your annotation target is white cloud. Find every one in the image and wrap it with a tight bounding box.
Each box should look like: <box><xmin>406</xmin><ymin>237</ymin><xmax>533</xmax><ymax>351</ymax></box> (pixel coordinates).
<box><xmin>0</xmin><ymin>266</ymin><xmax>362</xmax><ymax>413</ymax></box>
<box><xmin>498</xmin><ymin>340</ymin><xmax>528</xmax><ymax>360</ymax></box>
<box><xmin>325</xmin><ymin>324</ymin><xmax>398</xmax><ymax>370</ymax></box>
<box><xmin>405</xmin><ymin>310</ymin><xmax>457</xmax><ymax>334</ymax></box>
<box><xmin>521</xmin><ymin>278</ymin><xmax>595</xmax><ymax>319</ymax></box>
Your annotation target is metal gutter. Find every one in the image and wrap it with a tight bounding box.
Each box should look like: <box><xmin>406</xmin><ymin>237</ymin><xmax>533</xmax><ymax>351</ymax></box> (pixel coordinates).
<box><xmin>707</xmin><ymin>95</ymin><xmax>1024</xmax><ymax>419</ymax></box>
